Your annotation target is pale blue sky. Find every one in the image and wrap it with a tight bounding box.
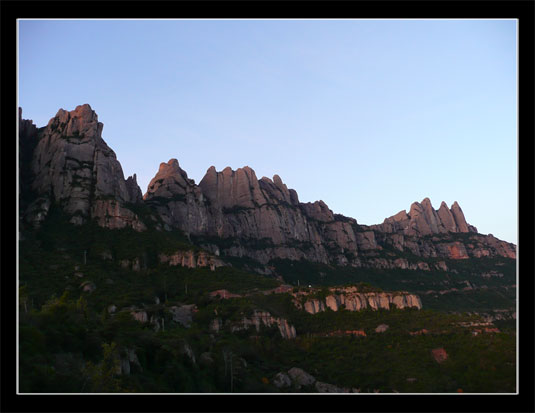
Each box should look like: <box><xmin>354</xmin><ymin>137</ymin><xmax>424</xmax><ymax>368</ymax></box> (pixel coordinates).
<box><xmin>18</xmin><ymin>19</ymin><xmax>517</xmax><ymax>244</ymax></box>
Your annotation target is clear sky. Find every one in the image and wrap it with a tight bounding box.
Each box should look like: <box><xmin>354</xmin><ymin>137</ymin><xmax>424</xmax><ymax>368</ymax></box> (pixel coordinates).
<box><xmin>18</xmin><ymin>19</ymin><xmax>517</xmax><ymax>244</ymax></box>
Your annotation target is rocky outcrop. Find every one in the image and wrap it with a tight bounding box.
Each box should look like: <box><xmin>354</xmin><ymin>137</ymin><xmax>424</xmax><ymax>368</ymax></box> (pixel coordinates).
<box><xmin>228</xmin><ymin>310</ymin><xmax>297</xmax><ymax>339</ymax></box>
<box><xmin>125</xmin><ymin>174</ymin><xmax>143</xmax><ymax>204</ymax></box>
<box><xmin>143</xmin><ymin>159</ymin><xmax>210</xmax><ymax>233</ymax></box>
<box><xmin>19</xmin><ymin>107</ymin><xmax>38</xmax><ymax>140</ymax></box>
<box><xmin>145</xmin><ymin>163</ymin><xmax>364</xmax><ymax>264</ymax></box>
<box><xmin>23</xmin><ymin>104</ymin><xmax>145</xmax><ymax>230</ymax></box>
<box><xmin>158</xmin><ymin>250</ymin><xmax>226</xmax><ymax>271</ymax></box>
<box><xmin>431</xmin><ymin>348</ymin><xmax>448</xmax><ymax>363</ymax></box>
<box><xmin>130</xmin><ymin>309</ymin><xmax>149</xmax><ymax>323</ymax></box>
<box><xmin>209</xmin><ymin>289</ymin><xmax>242</xmax><ymax>299</ymax></box>
<box><xmin>273</xmin><ymin>372</ymin><xmax>292</xmax><ymax>389</ymax></box>
<box><xmin>116</xmin><ymin>348</ymin><xmax>142</xmax><ymax>375</ymax></box>
<box><xmin>371</xmin><ymin>199</ymin><xmax>515</xmax><ymax>260</ymax></box>
<box><xmin>147</xmin><ymin>160</ymin><xmax>515</xmax><ymax>264</ymax></box>
<box><xmin>375</xmin><ymin>198</ymin><xmax>476</xmax><ymax>236</ymax></box>
<box><xmin>178</xmin><ymin>340</ymin><xmax>196</xmax><ymax>364</ymax></box>
<box><xmin>91</xmin><ymin>199</ymin><xmax>147</xmax><ymax>231</ymax></box>
<box><xmin>297</xmin><ymin>287</ymin><xmax>422</xmax><ymax>314</ymax></box>
<box><xmin>287</xmin><ymin>367</ymin><xmax>316</xmax><ymax>389</ymax></box>
<box><xmin>280</xmin><ymin>368</ymin><xmax>360</xmax><ymax>392</ymax></box>
<box><xmin>169</xmin><ymin>304</ymin><xmax>197</xmax><ymax>328</ymax></box>
<box><xmin>375</xmin><ymin>324</ymin><xmax>389</xmax><ymax>333</ymax></box>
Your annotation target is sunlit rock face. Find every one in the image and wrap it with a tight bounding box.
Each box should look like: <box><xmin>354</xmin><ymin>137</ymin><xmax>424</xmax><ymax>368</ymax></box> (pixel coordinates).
<box><xmin>374</xmin><ymin>198</ymin><xmax>476</xmax><ymax>236</ymax></box>
<box><xmin>299</xmin><ymin>287</ymin><xmax>423</xmax><ymax>314</ymax></box>
<box><xmin>371</xmin><ymin>198</ymin><xmax>515</xmax><ymax>260</ymax></box>
<box><xmin>23</xmin><ymin>104</ymin><xmax>145</xmax><ymax>229</ymax></box>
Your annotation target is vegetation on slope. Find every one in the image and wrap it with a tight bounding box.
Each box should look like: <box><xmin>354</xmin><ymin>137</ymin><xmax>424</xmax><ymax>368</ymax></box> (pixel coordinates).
<box><xmin>18</xmin><ymin>213</ymin><xmax>516</xmax><ymax>393</ymax></box>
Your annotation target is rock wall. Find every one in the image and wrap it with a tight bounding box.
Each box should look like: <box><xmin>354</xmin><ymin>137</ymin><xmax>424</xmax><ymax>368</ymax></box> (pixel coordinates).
<box><xmin>373</xmin><ymin>198</ymin><xmax>476</xmax><ymax>236</ymax></box>
<box><xmin>22</xmin><ymin>104</ymin><xmax>145</xmax><ymax>230</ymax></box>
<box><xmin>297</xmin><ymin>287</ymin><xmax>422</xmax><ymax>314</ymax></box>
<box><xmin>226</xmin><ymin>310</ymin><xmax>297</xmax><ymax>339</ymax></box>
<box><xmin>158</xmin><ymin>250</ymin><xmax>226</xmax><ymax>271</ymax></box>
<box><xmin>144</xmin><ymin>160</ymin><xmax>516</xmax><ymax>264</ymax></box>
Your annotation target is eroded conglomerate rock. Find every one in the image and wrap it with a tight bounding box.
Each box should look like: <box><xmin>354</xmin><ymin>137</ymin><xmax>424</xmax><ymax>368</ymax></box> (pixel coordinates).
<box><xmin>20</xmin><ymin>105</ymin><xmax>516</xmax><ymax>268</ymax></box>
<box><xmin>296</xmin><ymin>287</ymin><xmax>422</xmax><ymax>314</ymax></box>
<box><xmin>125</xmin><ymin>174</ymin><xmax>143</xmax><ymax>204</ymax></box>
<box><xmin>372</xmin><ymin>198</ymin><xmax>515</xmax><ymax>260</ymax></box>
<box><xmin>228</xmin><ymin>310</ymin><xmax>297</xmax><ymax>339</ymax></box>
<box><xmin>145</xmin><ymin>163</ymin><xmax>364</xmax><ymax>264</ymax></box>
<box><xmin>375</xmin><ymin>197</ymin><xmax>475</xmax><ymax>236</ymax></box>
<box><xmin>143</xmin><ymin>159</ymin><xmax>211</xmax><ymax>233</ymax></box>
<box><xmin>158</xmin><ymin>249</ymin><xmax>226</xmax><ymax>271</ymax></box>
<box><xmin>24</xmin><ymin>104</ymin><xmax>145</xmax><ymax>229</ymax></box>
<box><xmin>143</xmin><ymin>160</ymin><xmax>516</xmax><ymax>264</ymax></box>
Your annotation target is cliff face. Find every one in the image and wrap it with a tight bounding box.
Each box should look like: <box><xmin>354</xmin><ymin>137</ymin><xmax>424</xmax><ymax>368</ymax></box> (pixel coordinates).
<box><xmin>144</xmin><ymin>160</ymin><xmax>515</xmax><ymax>264</ymax></box>
<box><xmin>295</xmin><ymin>287</ymin><xmax>423</xmax><ymax>314</ymax></box>
<box><xmin>19</xmin><ymin>105</ymin><xmax>516</xmax><ymax>268</ymax></box>
<box><xmin>369</xmin><ymin>198</ymin><xmax>515</xmax><ymax>261</ymax></box>
<box><xmin>143</xmin><ymin>159</ymin><xmax>211</xmax><ymax>232</ymax></box>
<box><xmin>21</xmin><ymin>104</ymin><xmax>145</xmax><ymax>230</ymax></box>
<box><xmin>145</xmin><ymin>162</ymin><xmax>360</xmax><ymax>264</ymax></box>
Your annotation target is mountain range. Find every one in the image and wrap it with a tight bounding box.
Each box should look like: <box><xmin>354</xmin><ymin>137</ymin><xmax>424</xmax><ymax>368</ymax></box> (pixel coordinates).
<box><xmin>19</xmin><ymin>103</ymin><xmax>516</xmax><ymax>275</ymax></box>
<box><xmin>17</xmin><ymin>104</ymin><xmax>517</xmax><ymax>394</ymax></box>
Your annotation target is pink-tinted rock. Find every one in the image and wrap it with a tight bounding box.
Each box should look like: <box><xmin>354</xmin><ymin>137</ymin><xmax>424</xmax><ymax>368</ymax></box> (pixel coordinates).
<box><xmin>431</xmin><ymin>348</ymin><xmax>448</xmax><ymax>363</ymax></box>
<box><xmin>27</xmin><ymin>104</ymin><xmax>143</xmax><ymax>229</ymax></box>
<box><xmin>451</xmin><ymin>201</ymin><xmax>469</xmax><ymax>233</ymax></box>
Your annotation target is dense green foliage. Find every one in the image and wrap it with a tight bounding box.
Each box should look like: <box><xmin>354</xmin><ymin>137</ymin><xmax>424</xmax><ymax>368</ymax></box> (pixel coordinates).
<box><xmin>18</xmin><ymin>212</ymin><xmax>516</xmax><ymax>393</ymax></box>
<box><xmin>270</xmin><ymin>257</ymin><xmax>516</xmax><ymax>313</ymax></box>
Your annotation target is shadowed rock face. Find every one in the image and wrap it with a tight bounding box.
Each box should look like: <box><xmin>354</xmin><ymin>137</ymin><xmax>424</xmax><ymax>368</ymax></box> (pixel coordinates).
<box><xmin>143</xmin><ymin>158</ymin><xmax>210</xmax><ymax>233</ymax></box>
<box><xmin>125</xmin><ymin>174</ymin><xmax>143</xmax><ymax>204</ymax></box>
<box><xmin>23</xmin><ymin>104</ymin><xmax>144</xmax><ymax>229</ymax></box>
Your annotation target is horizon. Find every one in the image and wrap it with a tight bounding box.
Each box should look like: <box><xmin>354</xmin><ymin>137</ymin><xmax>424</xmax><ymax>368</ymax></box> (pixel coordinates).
<box><xmin>18</xmin><ymin>19</ymin><xmax>517</xmax><ymax>244</ymax></box>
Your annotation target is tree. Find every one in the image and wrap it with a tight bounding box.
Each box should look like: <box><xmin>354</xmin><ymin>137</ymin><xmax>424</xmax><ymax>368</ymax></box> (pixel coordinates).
<box><xmin>82</xmin><ymin>342</ymin><xmax>123</xmax><ymax>392</ymax></box>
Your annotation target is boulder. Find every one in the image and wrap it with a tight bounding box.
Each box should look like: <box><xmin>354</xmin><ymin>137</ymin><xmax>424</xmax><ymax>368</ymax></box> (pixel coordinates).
<box><xmin>431</xmin><ymin>347</ymin><xmax>448</xmax><ymax>363</ymax></box>
<box><xmin>273</xmin><ymin>372</ymin><xmax>292</xmax><ymax>389</ymax></box>
<box><xmin>375</xmin><ymin>324</ymin><xmax>389</xmax><ymax>333</ymax></box>
<box><xmin>315</xmin><ymin>381</ymin><xmax>350</xmax><ymax>393</ymax></box>
<box><xmin>80</xmin><ymin>281</ymin><xmax>96</xmax><ymax>293</ymax></box>
<box><xmin>288</xmin><ymin>367</ymin><xmax>316</xmax><ymax>389</ymax></box>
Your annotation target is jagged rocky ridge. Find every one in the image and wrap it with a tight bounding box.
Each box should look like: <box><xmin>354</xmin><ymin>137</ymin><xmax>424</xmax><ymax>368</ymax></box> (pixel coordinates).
<box><xmin>143</xmin><ymin>159</ymin><xmax>516</xmax><ymax>266</ymax></box>
<box><xmin>19</xmin><ymin>105</ymin><xmax>516</xmax><ymax>270</ymax></box>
